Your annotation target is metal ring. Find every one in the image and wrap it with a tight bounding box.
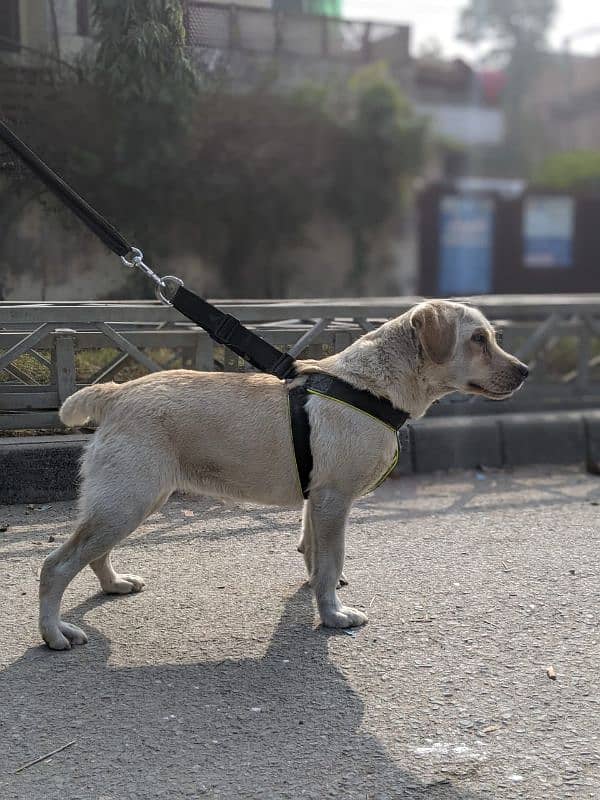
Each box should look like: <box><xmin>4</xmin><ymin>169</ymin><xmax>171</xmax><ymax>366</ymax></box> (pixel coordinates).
<box><xmin>155</xmin><ymin>275</ymin><xmax>184</xmax><ymax>306</ymax></box>
<box><xmin>120</xmin><ymin>246</ymin><xmax>143</xmax><ymax>269</ymax></box>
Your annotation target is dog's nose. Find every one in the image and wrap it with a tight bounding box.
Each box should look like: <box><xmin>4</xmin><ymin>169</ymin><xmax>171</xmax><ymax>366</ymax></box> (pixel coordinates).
<box><xmin>517</xmin><ymin>362</ymin><xmax>529</xmax><ymax>380</ymax></box>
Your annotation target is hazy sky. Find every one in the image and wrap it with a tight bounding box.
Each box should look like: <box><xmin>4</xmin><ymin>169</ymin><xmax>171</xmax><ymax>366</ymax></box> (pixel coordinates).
<box><xmin>343</xmin><ymin>0</ymin><xmax>600</xmax><ymax>59</ymax></box>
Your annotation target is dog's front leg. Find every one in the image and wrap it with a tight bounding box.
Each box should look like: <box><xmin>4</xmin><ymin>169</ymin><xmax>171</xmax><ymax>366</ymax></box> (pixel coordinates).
<box><xmin>298</xmin><ymin>502</ymin><xmax>348</xmax><ymax>588</ymax></box>
<box><xmin>307</xmin><ymin>489</ymin><xmax>367</xmax><ymax>629</ymax></box>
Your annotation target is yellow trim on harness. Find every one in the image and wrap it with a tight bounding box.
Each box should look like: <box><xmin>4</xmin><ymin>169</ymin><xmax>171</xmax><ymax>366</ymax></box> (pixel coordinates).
<box><xmin>306</xmin><ymin>388</ymin><xmax>399</xmax><ymax>496</ymax></box>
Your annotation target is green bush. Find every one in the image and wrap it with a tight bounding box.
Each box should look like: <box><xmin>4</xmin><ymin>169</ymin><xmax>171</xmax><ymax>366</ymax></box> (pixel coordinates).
<box><xmin>533</xmin><ymin>150</ymin><xmax>600</xmax><ymax>193</ymax></box>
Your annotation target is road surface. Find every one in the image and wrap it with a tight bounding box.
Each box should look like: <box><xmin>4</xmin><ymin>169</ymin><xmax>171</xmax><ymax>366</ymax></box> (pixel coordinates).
<box><xmin>1</xmin><ymin>467</ymin><xmax>599</xmax><ymax>799</ymax></box>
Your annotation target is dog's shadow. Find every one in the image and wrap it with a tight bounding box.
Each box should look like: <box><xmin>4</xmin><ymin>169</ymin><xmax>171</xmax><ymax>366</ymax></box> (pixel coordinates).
<box><xmin>1</xmin><ymin>588</ymin><xmax>479</xmax><ymax>799</ymax></box>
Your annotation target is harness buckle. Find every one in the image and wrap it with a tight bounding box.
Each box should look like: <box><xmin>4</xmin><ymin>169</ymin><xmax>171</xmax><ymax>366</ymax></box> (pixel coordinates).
<box><xmin>214</xmin><ymin>314</ymin><xmax>241</xmax><ymax>344</ymax></box>
<box><xmin>272</xmin><ymin>353</ymin><xmax>297</xmax><ymax>380</ymax></box>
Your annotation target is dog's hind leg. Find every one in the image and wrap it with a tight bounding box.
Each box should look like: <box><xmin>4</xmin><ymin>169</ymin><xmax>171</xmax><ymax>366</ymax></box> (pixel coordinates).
<box><xmin>39</xmin><ymin>443</ymin><xmax>172</xmax><ymax>650</ymax></box>
<box><xmin>88</xmin><ymin>491</ymin><xmax>168</xmax><ymax>595</ymax></box>
<box><xmin>308</xmin><ymin>489</ymin><xmax>366</xmax><ymax>629</ymax></box>
<box><xmin>88</xmin><ymin>551</ymin><xmax>146</xmax><ymax>595</ymax></box>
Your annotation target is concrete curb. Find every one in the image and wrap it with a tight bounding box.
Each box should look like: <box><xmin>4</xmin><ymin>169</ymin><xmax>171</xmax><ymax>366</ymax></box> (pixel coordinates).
<box><xmin>402</xmin><ymin>410</ymin><xmax>600</xmax><ymax>475</ymax></box>
<box><xmin>0</xmin><ymin>435</ymin><xmax>87</xmax><ymax>505</ymax></box>
<box><xmin>2</xmin><ymin>412</ymin><xmax>600</xmax><ymax>504</ymax></box>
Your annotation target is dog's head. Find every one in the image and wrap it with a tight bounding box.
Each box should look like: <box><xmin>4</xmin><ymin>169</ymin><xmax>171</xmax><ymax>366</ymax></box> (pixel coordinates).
<box><xmin>410</xmin><ymin>300</ymin><xmax>528</xmax><ymax>400</ymax></box>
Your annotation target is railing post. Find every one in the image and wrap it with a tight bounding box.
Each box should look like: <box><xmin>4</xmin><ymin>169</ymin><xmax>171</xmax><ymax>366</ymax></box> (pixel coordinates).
<box><xmin>577</xmin><ymin>318</ymin><xmax>591</xmax><ymax>394</ymax></box>
<box><xmin>193</xmin><ymin>332</ymin><xmax>214</xmax><ymax>371</ymax></box>
<box><xmin>53</xmin><ymin>328</ymin><xmax>77</xmax><ymax>403</ymax></box>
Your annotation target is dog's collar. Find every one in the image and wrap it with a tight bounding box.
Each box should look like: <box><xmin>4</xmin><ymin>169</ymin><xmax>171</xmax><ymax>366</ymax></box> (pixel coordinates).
<box><xmin>287</xmin><ymin>372</ymin><xmax>410</xmax><ymax>499</ymax></box>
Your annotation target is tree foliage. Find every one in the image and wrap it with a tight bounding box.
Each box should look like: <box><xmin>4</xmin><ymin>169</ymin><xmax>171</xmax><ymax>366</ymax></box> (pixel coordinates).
<box><xmin>458</xmin><ymin>0</ymin><xmax>556</xmax><ymax>173</ymax></box>
<box><xmin>329</xmin><ymin>64</ymin><xmax>426</xmax><ymax>289</ymax></box>
<box><xmin>533</xmin><ymin>150</ymin><xmax>600</xmax><ymax>193</ymax></box>
<box><xmin>458</xmin><ymin>0</ymin><xmax>556</xmax><ymax>55</ymax></box>
<box><xmin>91</xmin><ymin>0</ymin><xmax>196</xmax><ymax>101</ymax></box>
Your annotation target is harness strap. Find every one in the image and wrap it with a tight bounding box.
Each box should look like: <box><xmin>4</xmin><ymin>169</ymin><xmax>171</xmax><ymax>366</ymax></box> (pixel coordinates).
<box><xmin>304</xmin><ymin>373</ymin><xmax>409</xmax><ymax>431</ymax></box>
<box><xmin>288</xmin><ymin>373</ymin><xmax>410</xmax><ymax>499</ymax></box>
<box><xmin>171</xmin><ymin>286</ymin><xmax>297</xmax><ymax>379</ymax></box>
<box><xmin>287</xmin><ymin>382</ymin><xmax>313</xmax><ymax>499</ymax></box>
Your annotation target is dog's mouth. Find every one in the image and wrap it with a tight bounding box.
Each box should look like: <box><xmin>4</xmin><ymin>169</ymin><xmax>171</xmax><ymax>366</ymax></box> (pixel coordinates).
<box><xmin>466</xmin><ymin>382</ymin><xmax>517</xmax><ymax>400</ymax></box>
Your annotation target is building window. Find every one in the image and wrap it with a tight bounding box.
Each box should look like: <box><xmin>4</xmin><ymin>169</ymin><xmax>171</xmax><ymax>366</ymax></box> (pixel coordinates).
<box><xmin>0</xmin><ymin>0</ymin><xmax>20</xmax><ymax>51</ymax></box>
<box><xmin>77</xmin><ymin>0</ymin><xmax>91</xmax><ymax>37</ymax></box>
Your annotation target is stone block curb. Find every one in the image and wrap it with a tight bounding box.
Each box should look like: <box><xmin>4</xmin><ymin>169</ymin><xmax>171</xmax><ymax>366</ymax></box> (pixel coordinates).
<box><xmin>499</xmin><ymin>412</ymin><xmax>586</xmax><ymax>468</ymax></box>
<box><xmin>0</xmin><ymin>435</ymin><xmax>87</xmax><ymax>505</ymax></box>
<box><xmin>1</xmin><ymin>411</ymin><xmax>599</xmax><ymax>504</ymax></box>
<box><xmin>410</xmin><ymin>416</ymin><xmax>502</xmax><ymax>473</ymax></box>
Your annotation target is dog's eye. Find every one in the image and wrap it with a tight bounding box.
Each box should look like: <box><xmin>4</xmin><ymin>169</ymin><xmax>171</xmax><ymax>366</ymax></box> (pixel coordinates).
<box><xmin>472</xmin><ymin>332</ymin><xmax>486</xmax><ymax>345</ymax></box>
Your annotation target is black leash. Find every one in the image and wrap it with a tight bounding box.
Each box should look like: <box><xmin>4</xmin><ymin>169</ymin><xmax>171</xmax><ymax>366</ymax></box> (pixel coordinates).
<box><xmin>0</xmin><ymin>119</ymin><xmax>131</xmax><ymax>258</ymax></box>
<box><xmin>0</xmin><ymin>119</ymin><xmax>297</xmax><ymax>380</ymax></box>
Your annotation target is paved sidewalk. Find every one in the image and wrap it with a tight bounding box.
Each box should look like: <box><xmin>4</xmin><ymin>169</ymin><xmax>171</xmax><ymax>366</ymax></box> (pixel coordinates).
<box><xmin>1</xmin><ymin>467</ymin><xmax>599</xmax><ymax>799</ymax></box>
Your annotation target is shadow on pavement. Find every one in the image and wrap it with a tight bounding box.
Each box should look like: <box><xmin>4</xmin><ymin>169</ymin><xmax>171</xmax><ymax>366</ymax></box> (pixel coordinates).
<box><xmin>1</xmin><ymin>587</ymin><xmax>481</xmax><ymax>800</ymax></box>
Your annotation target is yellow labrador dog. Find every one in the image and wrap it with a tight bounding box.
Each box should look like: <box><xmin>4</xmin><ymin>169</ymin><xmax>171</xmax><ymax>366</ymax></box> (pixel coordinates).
<box><xmin>39</xmin><ymin>300</ymin><xmax>528</xmax><ymax>649</ymax></box>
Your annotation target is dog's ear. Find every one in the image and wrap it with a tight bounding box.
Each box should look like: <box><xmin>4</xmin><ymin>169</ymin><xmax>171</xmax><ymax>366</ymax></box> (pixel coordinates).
<box><xmin>410</xmin><ymin>302</ymin><xmax>458</xmax><ymax>364</ymax></box>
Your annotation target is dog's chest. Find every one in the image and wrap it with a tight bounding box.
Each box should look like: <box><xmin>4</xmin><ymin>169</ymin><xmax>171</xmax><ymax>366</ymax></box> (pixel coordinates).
<box><xmin>307</xmin><ymin>395</ymin><xmax>399</xmax><ymax>496</ymax></box>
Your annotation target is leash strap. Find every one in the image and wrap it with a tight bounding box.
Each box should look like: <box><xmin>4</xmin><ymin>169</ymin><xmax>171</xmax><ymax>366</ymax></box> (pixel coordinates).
<box><xmin>171</xmin><ymin>286</ymin><xmax>297</xmax><ymax>379</ymax></box>
<box><xmin>0</xmin><ymin>119</ymin><xmax>132</xmax><ymax>258</ymax></box>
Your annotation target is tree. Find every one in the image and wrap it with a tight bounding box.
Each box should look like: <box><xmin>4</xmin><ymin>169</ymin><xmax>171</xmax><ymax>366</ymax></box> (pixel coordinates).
<box><xmin>458</xmin><ymin>0</ymin><xmax>555</xmax><ymax>53</ymax></box>
<box><xmin>185</xmin><ymin>90</ymin><xmax>340</xmax><ymax>297</ymax></box>
<box><xmin>91</xmin><ymin>0</ymin><xmax>196</xmax><ymax>102</ymax></box>
<box><xmin>458</xmin><ymin>0</ymin><xmax>556</xmax><ymax>172</ymax></box>
<box><xmin>533</xmin><ymin>150</ymin><xmax>600</xmax><ymax>193</ymax></box>
<box><xmin>328</xmin><ymin>64</ymin><xmax>426</xmax><ymax>292</ymax></box>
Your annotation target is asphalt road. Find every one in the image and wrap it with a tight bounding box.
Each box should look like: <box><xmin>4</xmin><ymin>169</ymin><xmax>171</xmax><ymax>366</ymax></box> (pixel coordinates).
<box><xmin>1</xmin><ymin>466</ymin><xmax>599</xmax><ymax>799</ymax></box>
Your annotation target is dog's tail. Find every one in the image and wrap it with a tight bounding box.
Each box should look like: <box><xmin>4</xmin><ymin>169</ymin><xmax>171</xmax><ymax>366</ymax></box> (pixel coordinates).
<box><xmin>59</xmin><ymin>382</ymin><xmax>120</xmax><ymax>427</ymax></box>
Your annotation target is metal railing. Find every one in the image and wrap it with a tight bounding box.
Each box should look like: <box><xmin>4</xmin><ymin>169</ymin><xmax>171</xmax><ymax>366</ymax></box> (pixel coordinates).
<box><xmin>183</xmin><ymin>1</ymin><xmax>410</xmax><ymax>64</ymax></box>
<box><xmin>2</xmin><ymin>295</ymin><xmax>600</xmax><ymax>431</ymax></box>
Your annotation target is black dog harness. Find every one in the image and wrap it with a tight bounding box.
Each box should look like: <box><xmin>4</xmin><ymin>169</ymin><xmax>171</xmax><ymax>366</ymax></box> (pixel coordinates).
<box><xmin>288</xmin><ymin>373</ymin><xmax>410</xmax><ymax>499</ymax></box>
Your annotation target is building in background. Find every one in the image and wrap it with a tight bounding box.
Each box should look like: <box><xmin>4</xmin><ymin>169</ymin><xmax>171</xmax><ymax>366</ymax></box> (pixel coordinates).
<box><xmin>184</xmin><ymin>0</ymin><xmax>410</xmax><ymax>89</ymax></box>
<box><xmin>413</xmin><ymin>58</ymin><xmax>505</xmax><ymax>148</ymax></box>
<box><xmin>2</xmin><ymin>2</ymin><xmax>410</xmax><ymax>91</ymax></box>
<box><xmin>0</xmin><ymin>0</ymin><xmax>91</xmax><ymax>63</ymax></box>
<box><xmin>273</xmin><ymin>1</ymin><xmax>342</xmax><ymax>13</ymax></box>
<box><xmin>526</xmin><ymin>51</ymin><xmax>600</xmax><ymax>152</ymax></box>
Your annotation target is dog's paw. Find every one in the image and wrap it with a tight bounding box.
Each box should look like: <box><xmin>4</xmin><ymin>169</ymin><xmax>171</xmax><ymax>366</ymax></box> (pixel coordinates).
<box><xmin>42</xmin><ymin>621</ymin><xmax>88</xmax><ymax>650</ymax></box>
<box><xmin>102</xmin><ymin>574</ymin><xmax>145</xmax><ymax>595</ymax></box>
<box><xmin>320</xmin><ymin>606</ymin><xmax>368</xmax><ymax>629</ymax></box>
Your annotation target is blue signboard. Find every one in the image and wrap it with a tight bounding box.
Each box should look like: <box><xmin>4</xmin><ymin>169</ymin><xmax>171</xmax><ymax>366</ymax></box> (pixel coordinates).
<box><xmin>438</xmin><ymin>195</ymin><xmax>494</xmax><ymax>295</ymax></box>
<box><xmin>523</xmin><ymin>196</ymin><xmax>574</xmax><ymax>268</ymax></box>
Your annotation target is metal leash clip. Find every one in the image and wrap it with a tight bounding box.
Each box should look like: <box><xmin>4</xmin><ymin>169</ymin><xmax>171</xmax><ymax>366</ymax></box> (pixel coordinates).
<box><xmin>120</xmin><ymin>247</ymin><xmax>183</xmax><ymax>306</ymax></box>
